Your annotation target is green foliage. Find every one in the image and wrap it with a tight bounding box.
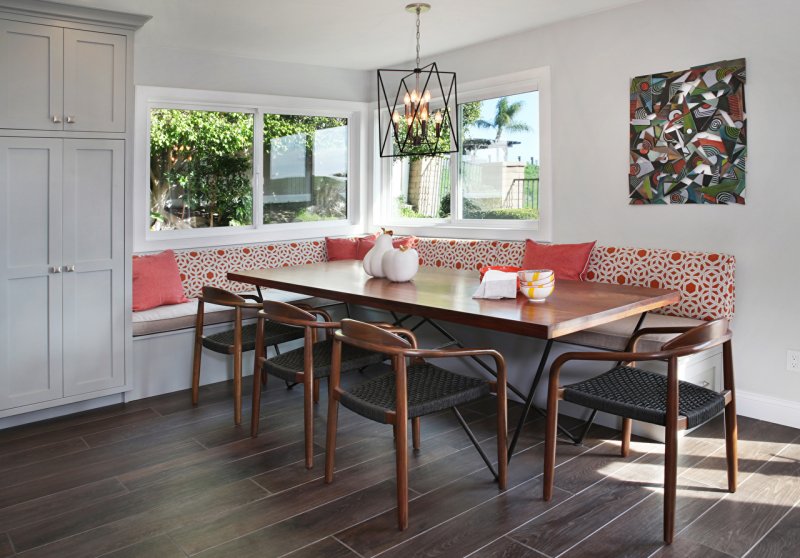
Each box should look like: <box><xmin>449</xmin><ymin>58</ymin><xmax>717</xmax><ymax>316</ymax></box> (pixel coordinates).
<box><xmin>479</xmin><ymin>207</ymin><xmax>539</xmax><ymax>220</ymax></box>
<box><xmin>525</xmin><ymin>163</ymin><xmax>540</xmax><ymax>180</ymax></box>
<box><xmin>474</xmin><ymin>97</ymin><xmax>531</xmax><ymax>141</ymax></box>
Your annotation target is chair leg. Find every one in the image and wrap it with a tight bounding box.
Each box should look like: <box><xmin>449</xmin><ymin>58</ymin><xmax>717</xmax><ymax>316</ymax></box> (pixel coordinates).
<box><xmin>725</xmin><ymin>401</ymin><xmax>738</xmax><ymax>493</ymax></box>
<box><xmin>233</xmin><ymin>348</ymin><xmax>243</xmax><ymax>426</ymax></box>
<box><xmin>191</xmin><ymin>337</ymin><xmax>202</xmax><ymax>407</ymax></box>
<box><xmin>251</xmin><ymin>365</ymin><xmax>262</xmax><ymax>437</ymax></box>
<box><xmin>543</xmin><ymin>399</ymin><xmax>559</xmax><ymax>501</ymax></box>
<box><xmin>621</xmin><ymin>417</ymin><xmax>632</xmax><ymax>457</ymax></box>
<box><xmin>412</xmin><ymin>417</ymin><xmax>421</xmax><ymax>451</ymax></box>
<box><xmin>496</xmin><ymin>385</ymin><xmax>508</xmax><ymax>491</ymax></box>
<box><xmin>395</xmin><ymin>418</ymin><xmax>409</xmax><ymax>531</ymax></box>
<box><xmin>324</xmin><ymin>395</ymin><xmax>339</xmax><ymax>483</ymax></box>
<box><xmin>313</xmin><ymin>378</ymin><xmax>321</xmax><ymax>404</ymax></box>
<box><xmin>304</xmin><ymin>373</ymin><xmax>314</xmax><ymax>469</ymax></box>
<box><xmin>663</xmin><ymin>422</ymin><xmax>678</xmax><ymax>544</ymax></box>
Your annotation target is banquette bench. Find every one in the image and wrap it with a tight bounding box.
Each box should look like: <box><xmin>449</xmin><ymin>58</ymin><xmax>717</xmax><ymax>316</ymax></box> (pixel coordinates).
<box><xmin>131</xmin><ymin>237</ymin><xmax>736</xmax><ymax>432</ymax></box>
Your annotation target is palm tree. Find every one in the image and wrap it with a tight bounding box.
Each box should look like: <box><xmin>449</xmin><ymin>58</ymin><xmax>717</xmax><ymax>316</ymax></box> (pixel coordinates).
<box><xmin>474</xmin><ymin>97</ymin><xmax>530</xmax><ymax>141</ymax></box>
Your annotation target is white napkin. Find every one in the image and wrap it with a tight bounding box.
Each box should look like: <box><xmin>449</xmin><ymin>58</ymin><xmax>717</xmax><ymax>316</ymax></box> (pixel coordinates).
<box><xmin>472</xmin><ymin>270</ymin><xmax>518</xmax><ymax>299</ymax></box>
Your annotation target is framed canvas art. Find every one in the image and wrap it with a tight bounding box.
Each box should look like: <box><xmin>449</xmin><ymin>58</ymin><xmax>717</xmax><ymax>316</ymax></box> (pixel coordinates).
<box><xmin>629</xmin><ymin>59</ymin><xmax>746</xmax><ymax>205</ymax></box>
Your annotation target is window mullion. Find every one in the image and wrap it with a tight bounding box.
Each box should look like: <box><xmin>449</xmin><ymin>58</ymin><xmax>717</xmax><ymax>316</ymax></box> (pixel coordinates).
<box><xmin>253</xmin><ymin>108</ymin><xmax>264</xmax><ymax>228</ymax></box>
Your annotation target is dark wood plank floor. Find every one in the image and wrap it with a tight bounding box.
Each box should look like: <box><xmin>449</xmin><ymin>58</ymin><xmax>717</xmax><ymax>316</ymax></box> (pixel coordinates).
<box><xmin>0</xmin><ymin>370</ymin><xmax>798</xmax><ymax>558</ymax></box>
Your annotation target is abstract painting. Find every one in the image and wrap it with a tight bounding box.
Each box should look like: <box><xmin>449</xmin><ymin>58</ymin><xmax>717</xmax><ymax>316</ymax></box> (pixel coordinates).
<box><xmin>629</xmin><ymin>59</ymin><xmax>746</xmax><ymax>205</ymax></box>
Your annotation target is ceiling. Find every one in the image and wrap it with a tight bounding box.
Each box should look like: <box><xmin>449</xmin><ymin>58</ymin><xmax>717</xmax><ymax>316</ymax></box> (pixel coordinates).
<box><xmin>53</xmin><ymin>0</ymin><xmax>646</xmax><ymax>70</ymax></box>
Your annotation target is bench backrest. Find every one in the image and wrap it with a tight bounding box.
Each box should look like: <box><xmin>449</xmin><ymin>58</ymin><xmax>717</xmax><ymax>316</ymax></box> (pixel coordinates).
<box><xmin>161</xmin><ymin>236</ymin><xmax>735</xmax><ymax>322</ymax></box>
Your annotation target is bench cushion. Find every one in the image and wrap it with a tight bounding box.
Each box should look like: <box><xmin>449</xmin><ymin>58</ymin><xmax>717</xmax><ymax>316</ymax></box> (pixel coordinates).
<box><xmin>559</xmin><ymin>312</ymin><xmax>704</xmax><ymax>352</ymax></box>
<box><xmin>132</xmin><ymin>289</ymin><xmax>313</xmax><ymax>337</ymax></box>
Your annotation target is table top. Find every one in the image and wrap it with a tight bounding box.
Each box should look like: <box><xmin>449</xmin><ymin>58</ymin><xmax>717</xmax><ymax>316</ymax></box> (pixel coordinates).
<box><xmin>228</xmin><ymin>261</ymin><xmax>679</xmax><ymax>339</ymax></box>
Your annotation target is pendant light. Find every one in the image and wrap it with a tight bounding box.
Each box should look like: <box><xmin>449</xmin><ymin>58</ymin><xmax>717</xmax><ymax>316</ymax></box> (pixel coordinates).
<box><xmin>377</xmin><ymin>3</ymin><xmax>458</xmax><ymax>157</ymax></box>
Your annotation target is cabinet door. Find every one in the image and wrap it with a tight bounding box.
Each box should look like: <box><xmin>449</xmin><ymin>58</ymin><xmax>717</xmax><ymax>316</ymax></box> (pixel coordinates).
<box><xmin>63</xmin><ymin>30</ymin><xmax>126</xmax><ymax>133</ymax></box>
<box><xmin>0</xmin><ymin>20</ymin><xmax>64</xmax><ymax>131</ymax></box>
<box><xmin>0</xmin><ymin>138</ymin><xmax>64</xmax><ymax>410</ymax></box>
<box><xmin>62</xmin><ymin>139</ymin><xmax>125</xmax><ymax>396</ymax></box>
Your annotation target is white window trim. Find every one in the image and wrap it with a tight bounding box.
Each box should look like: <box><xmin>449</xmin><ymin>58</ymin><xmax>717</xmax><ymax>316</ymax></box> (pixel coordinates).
<box><xmin>370</xmin><ymin>67</ymin><xmax>552</xmax><ymax>241</ymax></box>
<box><xmin>134</xmin><ymin>85</ymin><xmax>369</xmax><ymax>253</ymax></box>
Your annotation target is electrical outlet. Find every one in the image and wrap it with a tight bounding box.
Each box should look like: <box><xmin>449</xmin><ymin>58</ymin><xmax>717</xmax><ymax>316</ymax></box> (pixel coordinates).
<box><xmin>788</xmin><ymin>350</ymin><xmax>800</xmax><ymax>372</ymax></box>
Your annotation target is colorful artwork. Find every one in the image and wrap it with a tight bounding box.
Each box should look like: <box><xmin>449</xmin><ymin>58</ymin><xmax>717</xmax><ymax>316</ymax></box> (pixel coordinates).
<box><xmin>629</xmin><ymin>59</ymin><xmax>746</xmax><ymax>205</ymax></box>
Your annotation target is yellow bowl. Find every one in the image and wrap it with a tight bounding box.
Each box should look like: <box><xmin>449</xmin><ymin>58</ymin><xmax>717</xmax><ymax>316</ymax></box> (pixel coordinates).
<box><xmin>520</xmin><ymin>275</ymin><xmax>555</xmax><ymax>288</ymax></box>
<box><xmin>519</xmin><ymin>282</ymin><xmax>555</xmax><ymax>302</ymax></box>
<box><xmin>518</xmin><ymin>269</ymin><xmax>554</xmax><ymax>283</ymax></box>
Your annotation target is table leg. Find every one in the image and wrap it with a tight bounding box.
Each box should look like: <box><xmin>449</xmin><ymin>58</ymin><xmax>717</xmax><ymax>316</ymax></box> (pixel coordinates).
<box><xmin>507</xmin><ymin>339</ymin><xmax>553</xmax><ymax>461</ymax></box>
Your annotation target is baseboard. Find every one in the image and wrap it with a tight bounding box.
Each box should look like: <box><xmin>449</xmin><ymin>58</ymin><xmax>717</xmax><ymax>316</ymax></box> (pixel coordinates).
<box><xmin>736</xmin><ymin>390</ymin><xmax>800</xmax><ymax>429</ymax></box>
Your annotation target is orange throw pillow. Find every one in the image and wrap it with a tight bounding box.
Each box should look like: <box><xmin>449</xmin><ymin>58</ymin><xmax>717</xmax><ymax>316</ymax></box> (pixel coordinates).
<box><xmin>356</xmin><ymin>236</ymin><xmax>419</xmax><ymax>260</ymax></box>
<box><xmin>132</xmin><ymin>249</ymin><xmax>189</xmax><ymax>311</ymax></box>
<box><xmin>325</xmin><ymin>233</ymin><xmax>378</xmax><ymax>261</ymax></box>
<box><xmin>522</xmin><ymin>240</ymin><xmax>596</xmax><ymax>281</ymax></box>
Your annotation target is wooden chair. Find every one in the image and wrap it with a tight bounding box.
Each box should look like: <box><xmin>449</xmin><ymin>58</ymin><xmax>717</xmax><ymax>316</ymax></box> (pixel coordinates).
<box><xmin>543</xmin><ymin>318</ymin><xmax>737</xmax><ymax>544</ymax></box>
<box><xmin>191</xmin><ymin>286</ymin><xmax>305</xmax><ymax>425</ymax></box>
<box><xmin>324</xmin><ymin>318</ymin><xmax>508</xmax><ymax>531</ymax></box>
<box><xmin>251</xmin><ymin>302</ymin><xmax>387</xmax><ymax>469</ymax></box>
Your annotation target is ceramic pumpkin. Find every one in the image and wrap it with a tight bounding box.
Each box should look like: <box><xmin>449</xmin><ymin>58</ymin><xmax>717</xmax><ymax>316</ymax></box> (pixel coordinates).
<box><xmin>362</xmin><ymin>230</ymin><xmax>394</xmax><ymax>277</ymax></box>
<box><xmin>381</xmin><ymin>246</ymin><xmax>420</xmax><ymax>282</ymax></box>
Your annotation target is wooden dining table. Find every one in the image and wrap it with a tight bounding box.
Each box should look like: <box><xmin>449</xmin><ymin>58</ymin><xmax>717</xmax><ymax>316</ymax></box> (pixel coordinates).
<box><xmin>229</xmin><ymin>260</ymin><xmax>679</xmax><ymax>460</ymax></box>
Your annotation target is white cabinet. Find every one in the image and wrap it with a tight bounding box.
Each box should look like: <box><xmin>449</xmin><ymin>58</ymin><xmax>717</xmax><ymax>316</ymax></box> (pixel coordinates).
<box><xmin>0</xmin><ymin>20</ymin><xmax>64</xmax><ymax>131</ymax></box>
<box><xmin>0</xmin><ymin>21</ymin><xmax>126</xmax><ymax>132</ymax></box>
<box><xmin>0</xmin><ymin>138</ymin><xmax>125</xmax><ymax>411</ymax></box>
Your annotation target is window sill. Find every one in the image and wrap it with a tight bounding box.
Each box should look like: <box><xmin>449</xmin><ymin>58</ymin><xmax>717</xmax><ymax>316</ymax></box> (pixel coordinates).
<box><xmin>380</xmin><ymin>221</ymin><xmax>550</xmax><ymax>242</ymax></box>
<box><xmin>135</xmin><ymin>221</ymin><xmax>363</xmax><ymax>254</ymax></box>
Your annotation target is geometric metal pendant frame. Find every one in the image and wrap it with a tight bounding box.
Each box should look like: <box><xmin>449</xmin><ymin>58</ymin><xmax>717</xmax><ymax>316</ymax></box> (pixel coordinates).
<box><xmin>377</xmin><ymin>62</ymin><xmax>459</xmax><ymax>158</ymax></box>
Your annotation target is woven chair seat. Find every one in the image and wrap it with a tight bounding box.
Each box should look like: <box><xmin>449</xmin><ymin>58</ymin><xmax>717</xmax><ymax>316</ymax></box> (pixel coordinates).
<box><xmin>263</xmin><ymin>338</ymin><xmax>385</xmax><ymax>383</ymax></box>
<box><xmin>202</xmin><ymin>322</ymin><xmax>303</xmax><ymax>354</ymax></box>
<box><xmin>339</xmin><ymin>362</ymin><xmax>491</xmax><ymax>423</ymax></box>
<box><xmin>562</xmin><ymin>366</ymin><xmax>725</xmax><ymax>429</ymax></box>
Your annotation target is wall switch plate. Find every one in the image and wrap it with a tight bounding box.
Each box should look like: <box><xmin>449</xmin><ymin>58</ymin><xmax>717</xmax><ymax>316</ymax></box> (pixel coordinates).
<box><xmin>788</xmin><ymin>350</ymin><xmax>800</xmax><ymax>372</ymax></box>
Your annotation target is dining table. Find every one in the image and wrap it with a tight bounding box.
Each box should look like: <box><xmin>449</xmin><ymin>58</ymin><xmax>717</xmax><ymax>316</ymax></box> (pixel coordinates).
<box><xmin>228</xmin><ymin>260</ymin><xmax>679</xmax><ymax>461</ymax></box>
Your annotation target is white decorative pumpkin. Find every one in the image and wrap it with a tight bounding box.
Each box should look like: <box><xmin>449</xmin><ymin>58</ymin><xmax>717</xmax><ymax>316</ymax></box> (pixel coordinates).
<box><xmin>382</xmin><ymin>246</ymin><xmax>420</xmax><ymax>283</ymax></box>
<box><xmin>362</xmin><ymin>230</ymin><xmax>394</xmax><ymax>278</ymax></box>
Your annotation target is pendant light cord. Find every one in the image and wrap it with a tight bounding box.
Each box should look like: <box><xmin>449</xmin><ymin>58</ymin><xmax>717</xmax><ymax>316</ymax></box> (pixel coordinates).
<box><xmin>415</xmin><ymin>6</ymin><xmax>421</xmax><ymax>69</ymax></box>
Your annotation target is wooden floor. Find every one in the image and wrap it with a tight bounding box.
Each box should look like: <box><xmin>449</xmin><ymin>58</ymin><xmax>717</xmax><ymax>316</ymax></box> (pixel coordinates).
<box><xmin>1</xmin><ymin>370</ymin><xmax>798</xmax><ymax>558</ymax></box>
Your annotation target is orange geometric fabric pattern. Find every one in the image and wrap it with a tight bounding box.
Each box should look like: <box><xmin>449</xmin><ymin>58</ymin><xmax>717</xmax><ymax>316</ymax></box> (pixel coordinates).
<box><xmin>167</xmin><ymin>237</ymin><xmax>734</xmax><ymax>322</ymax></box>
<box><xmin>173</xmin><ymin>240</ymin><xmax>326</xmax><ymax>298</ymax></box>
<box><xmin>583</xmin><ymin>246</ymin><xmax>736</xmax><ymax>321</ymax></box>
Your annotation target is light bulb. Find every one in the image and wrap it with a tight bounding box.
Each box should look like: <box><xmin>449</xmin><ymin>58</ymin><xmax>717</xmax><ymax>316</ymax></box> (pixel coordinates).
<box><xmin>434</xmin><ymin>110</ymin><xmax>443</xmax><ymax>124</ymax></box>
<box><xmin>410</xmin><ymin>90</ymin><xmax>419</xmax><ymax>103</ymax></box>
<box><xmin>392</xmin><ymin>111</ymin><xmax>400</xmax><ymax>123</ymax></box>
<box><xmin>420</xmin><ymin>106</ymin><xmax>428</xmax><ymax>121</ymax></box>
<box><xmin>423</xmin><ymin>90</ymin><xmax>431</xmax><ymax>103</ymax></box>
<box><xmin>403</xmin><ymin>92</ymin><xmax>410</xmax><ymax>105</ymax></box>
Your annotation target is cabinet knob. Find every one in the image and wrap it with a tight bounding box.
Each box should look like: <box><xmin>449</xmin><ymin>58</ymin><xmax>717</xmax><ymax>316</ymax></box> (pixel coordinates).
<box><xmin>52</xmin><ymin>115</ymin><xmax>62</xmax><ymax>124</ymax></box>
<box><xmin>50</xmin><ymin>266</ymin><xmax>62</xmax><ymax>274</ymax></box>
<box><xmin>66</xmin><ymin>116</ymin><xmax>76</xmax><ymax>124</ymax></box>
<box><xmin>65</xmin><ymin>265</ymin><xmax>76</xmax><ymax>272</ymax></box>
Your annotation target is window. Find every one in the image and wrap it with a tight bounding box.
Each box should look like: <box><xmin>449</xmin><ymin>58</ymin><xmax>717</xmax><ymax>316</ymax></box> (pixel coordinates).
<box><xmin>378</xmin><ymin>69</ymin><xmax>551</xmax><ymax>240</ymax></box>
<box><xmin>137</xmin><ymin>86</ymin><xmax>363</xmax><ymax>251</ymax></box>
<box><xmin>263</xmin><ymin>114</ymin><xmax>348</xmax><ymax>224</ymax></box>
<box><xmin>149</xmin><ymin>109</ymin><xmax>255</xmax><ymax>231</ymax></box>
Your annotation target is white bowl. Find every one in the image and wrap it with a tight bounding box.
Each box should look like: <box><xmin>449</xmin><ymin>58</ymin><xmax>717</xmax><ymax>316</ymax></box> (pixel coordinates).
<box><xmin>520</xmin><ymin>275</ymin><xmax>555</xmax><ymax>288</ymax></box>
<box><xmin>518</xmin><ymin>269</ymin><xmax>554</xmax><ymax>283</ymax></box>
<box><xmin>519</xmin><ymin>282</ymin><xmax>555</xmax><ymax>302</ymax></box>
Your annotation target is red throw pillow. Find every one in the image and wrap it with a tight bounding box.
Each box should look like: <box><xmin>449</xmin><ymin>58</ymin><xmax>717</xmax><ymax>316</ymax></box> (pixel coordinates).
<box><xmin>326</xmin><ymin>233</ymin><xmax>380</xmax><ymax>261</ymax></box>
<box><xmin>522</xmin><ymin>240</ymin><xmax>596</xmax><ymax>281</ymax></box>
<box><xmin>356</xmin><ymin>235</ymin><xmax>419</xmax><ymax>260</ymax></box>
<box><xmin>325</xmin><ymin>236</ymin><xmax>359</xmax><ymax>261</ymax></box>
<box><xmin>132</xmin><ymin>249</ymin><xmax>189</xmax><ymax>311</ymax></box>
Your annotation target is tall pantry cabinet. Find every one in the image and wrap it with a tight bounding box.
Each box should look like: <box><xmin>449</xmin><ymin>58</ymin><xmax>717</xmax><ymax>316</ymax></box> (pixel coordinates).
<box><xmin>0</xmin><ymin>1</ymin><xmax>149</xmax><ymax>418</ymax></box>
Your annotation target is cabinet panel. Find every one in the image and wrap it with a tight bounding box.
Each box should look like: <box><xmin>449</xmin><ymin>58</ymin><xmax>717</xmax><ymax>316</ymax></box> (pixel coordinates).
<box><xmin>62</xmin><ymin>140</ymin><xmax>124</xmax><ymax>395</ymax></box>
<box><xmin>0</xmin><ymin>20</ymin><xmax>64</xmax><ymax>131</ymax></box>
<box><xmin>63</xmin><ymin>29</ymin><xmax>126</xmax><ymax>133</ymax></box>
<box><xmin>0</xmin><ymin>139</ymin><xmax>63</xmax><ymax>410</ymax></box>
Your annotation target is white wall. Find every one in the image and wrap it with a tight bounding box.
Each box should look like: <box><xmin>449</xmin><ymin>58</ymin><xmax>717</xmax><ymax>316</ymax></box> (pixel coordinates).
<box><xmin>421</xmin><ymin>0</ymin><xmax>800</xmax><ymax>406</ymax></box>
<box><xmin>134</xmin><ymin>43</ymin><xmax>373</xmax><ymax>102</ymax></box>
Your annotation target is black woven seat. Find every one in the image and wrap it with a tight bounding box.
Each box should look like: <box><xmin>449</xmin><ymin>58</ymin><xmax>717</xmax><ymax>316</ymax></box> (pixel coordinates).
<box><xmin>562</xmin><ymin>366</ymin><xmax>725</xmax><ymax>429</ymax></box>
<box><xmin>339</xmin><ymin>362</ymin><xmax>491</xmax><ymax>423</ymax></box>
<box><xmin>202</xmin><ymin>321</ymin><xmax>303</xmax><ymax>354</ymax></box>
<box><xmin>263</xmin><ymin>338</ymin><xmax>385</xmax><ymax>383</ymax></box>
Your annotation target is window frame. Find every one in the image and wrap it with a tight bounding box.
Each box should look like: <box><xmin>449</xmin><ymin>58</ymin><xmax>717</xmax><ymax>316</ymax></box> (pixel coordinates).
<box><xmin>372</xmin><ymin>67</ymin><xmax>552</xmax><ymax>241</ymax></box>
<box><xmin>134</xmin><ymin>86</ymin><xmax>367</xmax><ymax>252</ymax></box>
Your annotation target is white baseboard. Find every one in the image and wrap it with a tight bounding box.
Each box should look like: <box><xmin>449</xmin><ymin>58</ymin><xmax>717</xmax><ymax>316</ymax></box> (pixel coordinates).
<box><xmin>736</xmin><ymin>390</ymin><xmax>800</xmax><ymax>429</ymax></box>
